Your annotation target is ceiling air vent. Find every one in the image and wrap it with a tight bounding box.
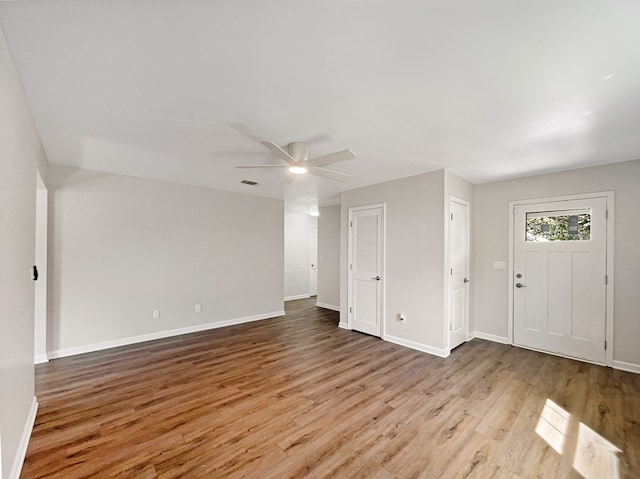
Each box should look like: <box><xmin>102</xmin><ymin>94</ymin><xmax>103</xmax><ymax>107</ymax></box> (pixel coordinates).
<box><xmin>241</xmin><ymin>180</ymin><xmax>258</xmax><ymax>186</ymax></box>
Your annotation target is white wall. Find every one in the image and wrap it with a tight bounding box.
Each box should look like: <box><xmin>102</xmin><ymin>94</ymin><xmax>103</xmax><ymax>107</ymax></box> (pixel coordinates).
<box><xmin>316</xmin><ymin>205</ymin><xmax>340</xmax><ymax>310</ymax></box>
<box><xmin>474</xmin><ymin>159</ymin><xmax>640</xmax><ymax>368</ymax></box>
<box><xmin>0</xmin><ymin>25</ymin><xmax>47</xmax><ymax>479</ymax></box>
<box><xmin>284</xmin><ymin>212</ymin><xmax>316</xmax><ymax>300</ymax></box>
<box><xmin>340</xmin><ymin>170</ymin><xmax>447</xmax><ymax>356</ymax></box>
<box><xmin>48</xmin><ymin>166</ymin><xmax>284</xmax><ymax>356</ymax></box>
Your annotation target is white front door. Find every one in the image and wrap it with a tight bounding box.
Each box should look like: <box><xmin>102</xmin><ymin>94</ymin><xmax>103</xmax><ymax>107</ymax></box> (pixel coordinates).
<box><xmin>513</xmin><ymin>197</ymin><xmax>607</xmax><ymax>363</ymax></box>
<box><xmin>349</xmin><ymin>205</ymin><xmax>384</xmax><ymax>337</ymax></box>
<box><xmin>309</xmin><ymin>225</ymin><xmax>318</xmax><ymax>296</ymax></box>
<box><xmin>449</xmin><ymin>198</ymin><xmax>470</xmax><ymax>350</ymax></box>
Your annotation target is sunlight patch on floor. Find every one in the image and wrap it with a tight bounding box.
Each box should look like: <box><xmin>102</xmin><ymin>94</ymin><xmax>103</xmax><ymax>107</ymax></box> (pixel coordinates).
<box><xmin>535</xmin><ymin>398</ymin><xmax>570</xmax><ymax>454</ymax></box>
<box><xmin>535</xmin><ymin>399</ymin><xmax>621</xmax><ymax>479</ymax></box>
<box><xmin>574</xmin><ymin>422</ymin><xmax>621</xmax><ymax>479</ymax></box>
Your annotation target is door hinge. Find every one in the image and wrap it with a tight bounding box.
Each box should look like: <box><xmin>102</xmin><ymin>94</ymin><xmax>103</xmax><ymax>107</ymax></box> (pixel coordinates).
<box><xmin>450</xmin><ymin>213</ymin><xmax>453</xmax><ymax>220</ymax></box>
<box><xmin>349</xmin><ymin>307</ymin><xmax>352</xmax><ymax>314</ymax></box>
<box><xmin>450</xmin><ymin>268</ymin><xmax>453</xmax><ymax>275</ymax></box>
<box><xmin>449</xmin><ymin>323</ymin><xmax>452</xmax><ymax>331</ymax></box>
<box><xmin>350</xmin><ymin>264</ymin><xmax>353</xmax><ymax>270</ymax></box>
<box><xmin>350</xmin><ymin>221</ymin><xmax>353</xmax><ymax>227</ymax></box>
<box><xmin>606</xmin><ymin>210</ymin><xmax>609</xmax><ymax>219</ymax></box>
<box><xmin>604</xmin><ymin>340</ymin><xmax>607</xmax><ymax>350</ymax></box>
<box><xmin>605</xmin><ymin>274</ymin><xmax>608</xmax><ymax>285</ymax></box>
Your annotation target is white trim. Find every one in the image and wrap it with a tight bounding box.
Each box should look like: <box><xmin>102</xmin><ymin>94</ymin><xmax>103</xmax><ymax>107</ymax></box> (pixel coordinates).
<box><xmin>338</xmin><ymin>322</ymin><xmax>350</xmax><ymax>330</ymax></box>
<box><xmin>470</xmin><ymin>331</ymin><xmax>510</xmax><ymax>344</ymax></box>
<box><xmin>384</xmin><ymin>334</ymin><xmax>450</xmax><ymax>358</ymax></box>
<box><xmin>347</xmin><ymin>203</ymin><xmax>386</xmax><ymax>337</ymax></box>
<box><xmin>508</xmin><ymin>191</ymin><xmax>615</xmax><ymax>367</ymax></box>
<box><xmin>34</xmin><ymin>354</ymin><xmax>48</xmax><ymax>364</ymax></box>
<box><xmin>316</xmin><ymin>302</ymin><xmax>340</xmax><ymax>312</ymax></box>
<box><xmin>613</xmin><ymin>360</ymin><xmax>640</xmax><ymax>375</ymax></box>
<box><xmin>48</xmin><ymin>310</ymin><xmax>285</xmax><ymax>359</ymax></box>
<box><xmin>9</xmin><ymin>396</ymin><xmax>38</xmax><ymax>479</ymax></box>
<box><xmin>284</xmin><ymin>294</ymin><xmax>310</xmax><ymax>301</ymax></box>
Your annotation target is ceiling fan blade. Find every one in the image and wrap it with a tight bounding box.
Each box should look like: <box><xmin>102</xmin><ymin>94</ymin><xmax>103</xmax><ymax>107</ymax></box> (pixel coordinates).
<box><xmin>235</xmin><ymin>165</ymin><xmax>290</xmax><ymax>168</ymax></box>
<box><xmin>307</xmin><ymin>149</ymin><xmax>356</xmax><ymax>167</ymax></box>
<box><xmin>261</xmin><ymin>141</ymin><xmax>299</xmax><ymax>166</ymax></box>
<box><xmin>309</xmin><ymin>166</ymin><xmax>351</xmax><ymax>182</ymax></box>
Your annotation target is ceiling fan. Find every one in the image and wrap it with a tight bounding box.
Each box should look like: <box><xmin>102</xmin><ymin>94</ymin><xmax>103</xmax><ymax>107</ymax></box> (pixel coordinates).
<box><xmin>235</xmin><ymin>141</ymin><xmax>356</xmax><ymax>182</ymax></box>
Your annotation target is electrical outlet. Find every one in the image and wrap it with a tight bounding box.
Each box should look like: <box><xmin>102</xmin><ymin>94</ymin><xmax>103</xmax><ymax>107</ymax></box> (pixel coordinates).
<box><xmin>153</xmin><ymin>309</ymin><xmax>160</xmax><ymax>319</ymax></box>
<box><xmin>399</xmin><ymin>313</ymin><xmax>406</xmax><ymax>323</ymax></box>
<box><xmin>195</xmin><ymin>304</ymin><xmax>202</xmax><ymax>313</ymax></box>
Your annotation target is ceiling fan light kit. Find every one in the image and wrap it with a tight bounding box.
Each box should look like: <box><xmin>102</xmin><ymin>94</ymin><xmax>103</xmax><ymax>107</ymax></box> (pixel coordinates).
<box><xmin>235</xmin><ymin>139</ymin><xmax>356</xmax><ymax>182</ymax></box>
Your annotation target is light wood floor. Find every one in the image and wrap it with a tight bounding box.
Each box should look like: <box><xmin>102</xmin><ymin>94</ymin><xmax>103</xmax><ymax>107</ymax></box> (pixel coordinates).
<box><xmin>23</xmin><ymin>298</ymin><xmax>640</xmax><ymax>478</ymax></box>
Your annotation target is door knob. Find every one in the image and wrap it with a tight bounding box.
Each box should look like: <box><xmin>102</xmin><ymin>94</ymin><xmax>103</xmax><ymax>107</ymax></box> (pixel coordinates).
<box><xmin>463</xmin><ymin>278</ymin><xmax>470</xmax><ymax>283</ymax></box>
<box><xmin>515</xmin><ymin>282</ymin><xmax>527</xmax><ymax>288</ymax></box>
<box><xmin>373</xmin><ymin>276</ymin><xmax>381</xmax><ymax>281</ymax></box>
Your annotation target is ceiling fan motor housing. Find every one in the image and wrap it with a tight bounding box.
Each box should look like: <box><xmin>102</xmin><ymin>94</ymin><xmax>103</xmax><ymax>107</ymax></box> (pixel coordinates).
<box><xmin>287</xmin><ymin>142</ymin><xmax>309</xmax><ymax>162</ymax></box>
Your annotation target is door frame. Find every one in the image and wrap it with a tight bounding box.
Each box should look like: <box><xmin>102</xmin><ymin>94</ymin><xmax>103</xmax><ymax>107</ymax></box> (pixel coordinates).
<box><xmin>445</xmin><ymin>196</ymin><xmax>471</xmax><ymax>351</ymax></box>
<box><xmin>347</xmin><ymin>203</ymin><xmax>386</xmax><ymax>337</ymax></box>
<box><xmin>508</xmin><ymin>191</ymin><xmax>614</xmax><ymax>366</ymax></box>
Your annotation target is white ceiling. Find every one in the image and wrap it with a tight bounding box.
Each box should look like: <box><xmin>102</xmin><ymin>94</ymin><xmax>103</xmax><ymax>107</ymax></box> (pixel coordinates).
<box><xmin>2</xmin><ymin>0</ymin><xmax>640</xmax><ymax>212</ymax></box>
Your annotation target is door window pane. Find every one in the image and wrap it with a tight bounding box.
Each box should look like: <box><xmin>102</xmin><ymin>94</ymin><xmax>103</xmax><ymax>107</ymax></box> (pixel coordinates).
<box><xmin>526</xmin><ymin>210</ymin><xmax>591</xmax><ymax>241</ymax></box>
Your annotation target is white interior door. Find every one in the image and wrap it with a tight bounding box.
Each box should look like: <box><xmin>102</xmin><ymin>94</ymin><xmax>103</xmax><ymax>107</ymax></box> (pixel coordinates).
<box><xmin>34</xmin><ymin>172</ymin><xmax>48</xmax><ymax>363</ymax></box>
<box><xmin>309</xmin><ymin>225</ymin><xmax>318</xmax><ymax>296</ymax></box>
<box><xmin>513</xmin><ymin>197</ymin><xmax>607</xmax><ymax>363</ymax></box>
<box><xmin>449</xmin><ymin>199</ymin><xmax>469</xmax><ymax>350</ymax></box>
<box><xmin>349</xmin><ymin>205</ymin><xmax>384</xmax><ymax>337</ymax></box>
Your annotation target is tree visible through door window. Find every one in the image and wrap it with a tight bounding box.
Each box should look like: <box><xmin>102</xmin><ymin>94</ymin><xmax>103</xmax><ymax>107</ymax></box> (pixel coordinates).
<box><xmin>526</xmin><ymin>210</ymin><xmax>591</xmax><ymax>241</ymax></box>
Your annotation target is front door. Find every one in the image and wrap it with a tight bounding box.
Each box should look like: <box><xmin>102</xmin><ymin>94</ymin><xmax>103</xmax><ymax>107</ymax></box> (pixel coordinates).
<box><xmin>513</xmin><ymin>197</ymin><xmax>607</xmax><ymax>363</ymax></box>
<box><xmin>449</xmin><ymin>198</ymin><xmax>470</xmax><ymax>350</ymax></box>
<box><xmin>349</xmin><ymin>205</ymin><xmax>384</xmax><ymax>337</ymax></box>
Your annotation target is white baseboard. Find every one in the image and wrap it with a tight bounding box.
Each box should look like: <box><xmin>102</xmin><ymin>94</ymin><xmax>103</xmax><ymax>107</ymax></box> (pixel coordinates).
<box><xmin>48</xmin><ymin>310</ymin><xmax>285</xmax><ymax>359</ymax></box>
<box><xmin>338</xmin><ymin>322</ymin><xmax>350</xmax><ymax>330</ymax></box>
<box><xmin>284</xmin><ymin>294</ymin><xmax>310</xmax><ymax>301</ymax></box>
<box><xmin>384</xmin><ymin>334</ymin><xmax>450</xmax><ymax>358</ymax></box>
<box><xmin>316</xmin><ymin>302</ymin><xmax>340</xmax><ymax>312</ymax></box>
<box><xmin>9</xmin><ymin>396</ymin><xmax>38</xmax><ymax>479</ymax></box>
<box><xmin>470</xmin><ymin>331</ymin><xmax>510</xmax><ymax>344</ymax></box>
<box><xmin>34</xmin><ymin>354</ymin><xmax>48</xmax><ymax>365</ymax></box>
<box><xmin>613</xmin><ymin>360</ymin><xmax>640</xmax><ymax>374</ymax></box>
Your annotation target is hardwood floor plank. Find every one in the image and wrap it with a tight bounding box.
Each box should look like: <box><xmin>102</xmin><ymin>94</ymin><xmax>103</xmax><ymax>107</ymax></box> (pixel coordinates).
<box><xmin>21</xmin><ymin>298</ymin><xmax>640</xmax><ymax>478</ymax></box>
